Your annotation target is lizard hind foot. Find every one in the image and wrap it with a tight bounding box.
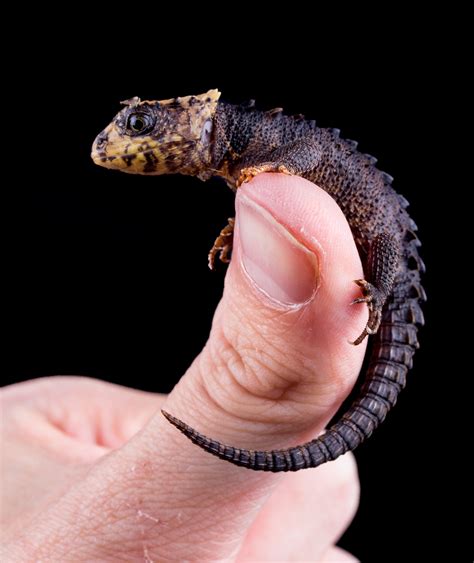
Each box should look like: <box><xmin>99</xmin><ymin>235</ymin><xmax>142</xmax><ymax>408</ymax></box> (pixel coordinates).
<box><xmin>350</xmin><ymin>279</ymin><xmax>384</xmax><ymax>345</ymax></box>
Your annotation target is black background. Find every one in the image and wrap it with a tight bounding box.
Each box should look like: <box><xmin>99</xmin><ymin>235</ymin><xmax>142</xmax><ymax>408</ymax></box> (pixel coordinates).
<box><xmin>4</xmin><ymin>8</ymin><xmax>468</xmax><ymax>562</ymax></box>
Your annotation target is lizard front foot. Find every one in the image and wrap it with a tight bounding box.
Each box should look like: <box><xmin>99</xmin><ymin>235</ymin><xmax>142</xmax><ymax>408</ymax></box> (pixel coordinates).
<box><xmin>208</xmin><ymin>218</ymin><xmax>235</xmax><ymax>270</ymax></box>
<box><xmin>237</xmin><ymin>164</ymin><xmax>293</xmax><ymax>187</ymax></box>
<box><xmin>350</xmin><ymin>279</ymin><xmax>384</xmax><ymax>345</ymax></box>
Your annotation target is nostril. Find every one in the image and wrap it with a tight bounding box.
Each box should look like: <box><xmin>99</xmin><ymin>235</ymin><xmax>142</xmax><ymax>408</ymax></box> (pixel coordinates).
<box><xmin>95</xmin><ymin>132</ymin><xmax>108</xmax><ymax>149</ymax></box>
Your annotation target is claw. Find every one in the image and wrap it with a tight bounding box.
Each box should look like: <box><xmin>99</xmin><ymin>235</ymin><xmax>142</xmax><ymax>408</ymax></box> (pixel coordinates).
<box><xmin>219</xmin><ymin>246</ymin><xmax>232</xmax><ymax>263</ymax></box>
<box><xmin>350</xmin><ymin>330</ymin><xmax>369</xmax><ymax>346</ymax></box>
<box><xmin>351</xmin><ymin>297</ymin><xmax>369</xmax><ymax>305</ymax></box>
<box><xmin>208</xmin><ymin>249</ymin><xmax>217</xmax><ymax>270</ymax></box>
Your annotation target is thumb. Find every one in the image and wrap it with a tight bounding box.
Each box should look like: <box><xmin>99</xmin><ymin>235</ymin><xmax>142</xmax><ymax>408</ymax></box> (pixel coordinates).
<box><xmin>12</xmin><ymin>174</ymin><xmax>366</xmax><ymax>561</ymax></box>
<box><xmin>135</xmin><ymin>172</ymin><xmax>366</xmax><ymax>558</ymax></box>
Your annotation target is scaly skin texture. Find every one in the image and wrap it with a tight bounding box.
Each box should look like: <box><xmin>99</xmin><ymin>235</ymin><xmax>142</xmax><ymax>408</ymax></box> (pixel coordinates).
<box><xmin>92</xmin><ymin>89</ymin><xmax>425</xmax><ymax>472</ymax></box>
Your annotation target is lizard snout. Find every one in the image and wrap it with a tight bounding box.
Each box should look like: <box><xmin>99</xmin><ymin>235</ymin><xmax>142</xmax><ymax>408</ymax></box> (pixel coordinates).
<box><xmin>91</xmin><ymin>129</ymin><xmax>112</xmax><ymax>165</ymax></box>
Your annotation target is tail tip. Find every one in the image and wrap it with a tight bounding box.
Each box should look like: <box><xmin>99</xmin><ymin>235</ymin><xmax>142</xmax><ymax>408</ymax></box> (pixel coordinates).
<box><xmin>161</xmin><ymin>409</ymin><xmax>181</xmax><ymax>428</ymax></box>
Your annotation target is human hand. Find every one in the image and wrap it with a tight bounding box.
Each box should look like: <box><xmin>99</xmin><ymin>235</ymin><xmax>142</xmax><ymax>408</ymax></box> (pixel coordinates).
<box><xmin>2</xmin><ymin>174</ymin><xmax>364</xmax><ymax>561</ymax></box>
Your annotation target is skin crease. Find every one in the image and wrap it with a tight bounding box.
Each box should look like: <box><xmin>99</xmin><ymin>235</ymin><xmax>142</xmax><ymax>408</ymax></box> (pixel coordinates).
<box><xmin>1</xmin><ymin>174</ymin><xmax>364</xmax><ymax>561</ymax></box>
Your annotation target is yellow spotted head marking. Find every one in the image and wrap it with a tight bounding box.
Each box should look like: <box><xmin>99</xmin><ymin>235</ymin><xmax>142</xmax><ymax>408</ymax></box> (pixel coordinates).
<box><xmin>91</xmin><ymin>89</ymin><xmax>221</xmax><ymax>178</ymax></box>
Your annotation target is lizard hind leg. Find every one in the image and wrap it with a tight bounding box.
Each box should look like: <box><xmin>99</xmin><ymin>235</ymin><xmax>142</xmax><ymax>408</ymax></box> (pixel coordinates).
<box><xmin>351</xmin><ymin>232</ymin><xmax>401</xmax><ymax>346</ymax></box>
<box><xmin>208</xmin><ymin>217</ymin><xmax>235</xmax><ymax>270</ymax></box>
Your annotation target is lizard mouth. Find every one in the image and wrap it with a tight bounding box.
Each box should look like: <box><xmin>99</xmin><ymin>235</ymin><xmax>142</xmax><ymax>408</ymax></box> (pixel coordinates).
<box><xmin>91</xmin><ymin>129</ymin><xmax>135</xmax><ymax>170</ymax></box>
<box><xmin>91</xmin><ymin>132</ymin><xmax>167</xmax><ymax>174</ymax></box>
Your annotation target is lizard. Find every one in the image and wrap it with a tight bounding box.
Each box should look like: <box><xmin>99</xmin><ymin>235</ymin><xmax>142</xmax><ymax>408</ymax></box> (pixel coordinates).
<box><xmin>91</xmin><ymin>89</ymin><xmax>425</xmax><ymax>472</ymax></box>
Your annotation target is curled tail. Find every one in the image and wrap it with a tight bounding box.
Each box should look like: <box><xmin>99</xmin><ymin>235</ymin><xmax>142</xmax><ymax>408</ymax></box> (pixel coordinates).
<box><xmin>162</xmin><ymin>272</ymin><xmax>425</xmax><ymax>472</ymax></box>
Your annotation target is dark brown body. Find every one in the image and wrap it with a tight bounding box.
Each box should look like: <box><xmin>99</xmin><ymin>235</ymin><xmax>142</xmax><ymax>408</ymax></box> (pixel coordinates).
<box><xmin>92</xmin><ymin>91</ymin><xmax>425</xmax><ymax>471</ymax></box>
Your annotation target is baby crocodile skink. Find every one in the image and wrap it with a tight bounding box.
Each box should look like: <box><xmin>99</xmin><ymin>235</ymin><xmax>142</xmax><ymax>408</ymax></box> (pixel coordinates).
<box><xmin>91</xmin><ymin>89</ymin><xmax>425</xmax><ymax>472</ymax></box>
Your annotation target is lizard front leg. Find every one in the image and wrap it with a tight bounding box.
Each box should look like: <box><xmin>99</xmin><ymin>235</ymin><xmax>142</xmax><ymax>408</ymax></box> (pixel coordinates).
<box><xmin>351</xmin><ymin>232</ymin><xmax>401</xmax><ymax>345</ymax></box>
<box><xmin>209</xmin><ymin>140</ymin><xmax>320</xmax><ymax>269</ymax></box>
<box><xmin>237</xmin><ymin>138</ymin><xmax>321</xmax><ymax>186</ymax></box>
<box><xmin>208</xmin><ymin>217</ymin><xmax>235</xmax><ymax>270</ymax></box>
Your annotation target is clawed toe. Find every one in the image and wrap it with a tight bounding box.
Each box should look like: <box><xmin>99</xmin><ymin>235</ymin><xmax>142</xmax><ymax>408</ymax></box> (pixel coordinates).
<box><xmin>208</xmin><ymin>218</ymin><xmax>235</xmax><ymax>270</ymax></box>
<box><xmin>351</xmin><ymin>316</ymin><xmax>380</xmax><ymax>345</ymax></box>
<box><xmin>237</xmin><ymin>165</ymin><xmax>272</xmax><ymax>187</ymax></box>
<box><xmin>351</xmin><ymin>296</ymin><xmax>370</xmax><ymax>305</ymax></box>
<box><xmin>350</xmin><ymin>279</ymin><xmax>385</xmax><ymax>345</ymax></box>
<box><xmin>208</xmin><ymin>242</ymin><xmax>233</xmax><ymax>270</ymax></box>
<box><xmin>351</xmin><ymin>280</ymin><xmax>373</xmax><ymax>305</ymax></box>
<box><xmin>237</xmin><ymin>164</ymin><xmax>294</xmax><ymax>187</ymax></box>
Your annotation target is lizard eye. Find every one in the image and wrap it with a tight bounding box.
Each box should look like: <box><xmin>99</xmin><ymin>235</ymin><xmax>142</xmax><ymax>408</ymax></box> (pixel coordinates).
<box><xmin>127</xmin><ymin>112</ymin><xmax>155</xmax><ymax>135</ymax></box>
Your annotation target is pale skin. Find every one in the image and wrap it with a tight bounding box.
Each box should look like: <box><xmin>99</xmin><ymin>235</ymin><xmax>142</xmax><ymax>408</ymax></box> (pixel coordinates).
<box><xmin>1</xmin><ymin>174</ymin><xmax>366</xmax><ymax>561</ymax></box>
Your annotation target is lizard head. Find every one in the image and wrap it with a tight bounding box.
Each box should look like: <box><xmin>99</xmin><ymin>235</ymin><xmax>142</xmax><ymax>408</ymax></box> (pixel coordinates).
<box><xmin>91</xmin><ymin>89</ymin><xmax>220</xmax><ymax>178</ymax></box>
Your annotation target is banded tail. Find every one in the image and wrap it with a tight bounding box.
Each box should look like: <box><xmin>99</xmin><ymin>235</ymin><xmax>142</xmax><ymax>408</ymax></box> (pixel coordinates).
<box><xmin>162</xmin><ymin>270</ymin><xmax>425</xmax><ymax>472</ymax></box>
